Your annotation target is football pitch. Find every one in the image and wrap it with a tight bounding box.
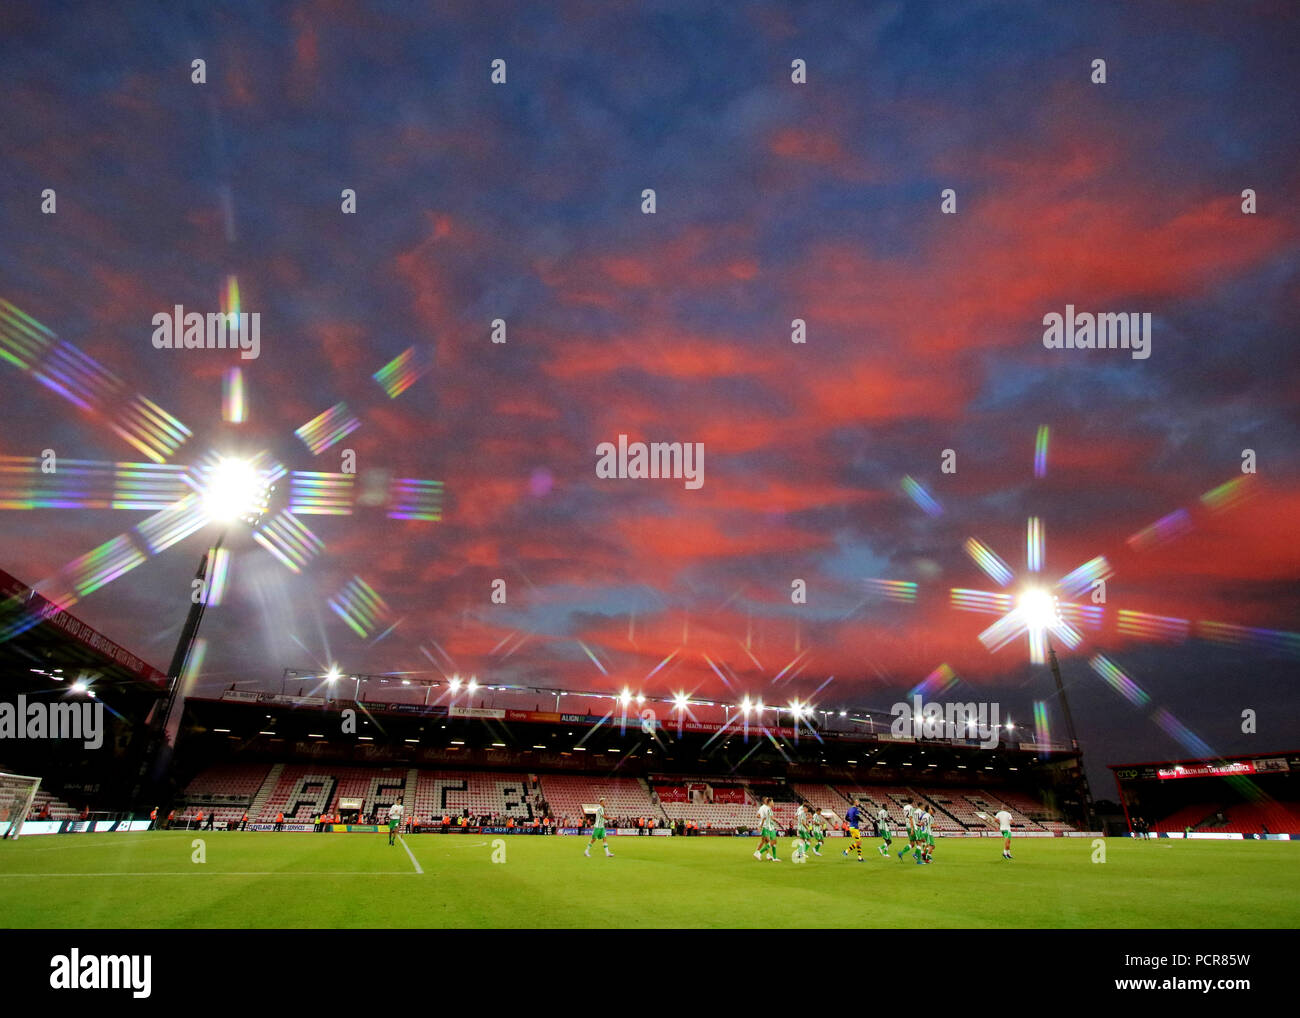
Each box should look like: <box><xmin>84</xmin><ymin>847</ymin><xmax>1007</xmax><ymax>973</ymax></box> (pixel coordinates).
<box><xmin>0</xmin><ymin>832</ymin><xmax>1296</xmax><ymax>929</ymax></box>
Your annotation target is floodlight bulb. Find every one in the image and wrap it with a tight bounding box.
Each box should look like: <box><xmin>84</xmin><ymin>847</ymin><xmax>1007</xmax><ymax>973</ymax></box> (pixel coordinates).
<box><xmin>202</xmin><ymin>457</ymin><xmax>267</xmax><ymax>523</ymax></box>
<box><xmin>1017</xmin><ymin>587</ymin><xmax>1059</xmax><ymax>631</ymax></box>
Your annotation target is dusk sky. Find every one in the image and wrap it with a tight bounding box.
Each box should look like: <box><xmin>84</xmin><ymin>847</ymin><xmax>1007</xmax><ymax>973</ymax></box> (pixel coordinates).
<box><xmin>2</xmin><ymin>1</ymin><xmax>1298</xmax><ymax>790</ymax></box>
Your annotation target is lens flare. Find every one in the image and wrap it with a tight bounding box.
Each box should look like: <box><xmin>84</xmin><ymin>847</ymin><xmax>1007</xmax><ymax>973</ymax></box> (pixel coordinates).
<box><xmin>290</xmin><ymin>471</ymin><xmax>354</xmax><ymax>515</ymax></box>
<box><xmin>372</xmin><ymin>346</ymin><xmax>432</xmax><ymax>399</ymax></box>
<box><xmin>900</xmin><ymin>475</ymin><xmax>943</xmax><ymax>517</ymax></box>
<box><xmin>950</xmin><ymin>588</ymin><xmax>1013</xmax><ymax>615</ymax></box>
<box><xmin>0</xmin><ymin>457</ymin><xmax>187</xmax><ymax>510</ymax></box>
<box><xmin>295</xmin><ymin>402</ymin><xmax>361</xmax><ymax>455</ymax></box>
<box><xmin>222</xmin><ymin>367</ymin><xmax>246</xmax><ymax>423</ymax></box>
<box><xmin>1088</xmin><ymin>654</ymin><xmax>1150</xmax><ymax>707</ymax></box>
<box><xmin>1127</xmin><ymin>508</ymin><xmax>1192</xmax><ymax>552</ymax></box>
<box><xmin>252</xmin><ymin>510</ymin><xmax>325</xmax><ymax>573</ymax></box>
<box><xmin>328</xmin><ymin>576</ymin><xmax>390</xmax><ymax>638</ymax></box>
<box><xmin>1026</xmin><ymin>517</ymin><xmax>1043</xmax><ymax>573</ymax></box>
<box><xmin>865</xmin><ymin>578</ymin><xmax>917</xmax><ymax>603</ymax></box>
<box><xmin>387</xmin><ymin>478</ymin><xmax>443</xmax><ymax>521</ymax></box>
<box><xmin>1117</xmin><ymin>610</ymin><xmax>1189</xmax><ymax>642</ymax></box>
<box><xmin>964</xmin><ymin>538</ymin><xmax>1014</xmax><ymax>587</ymax></box>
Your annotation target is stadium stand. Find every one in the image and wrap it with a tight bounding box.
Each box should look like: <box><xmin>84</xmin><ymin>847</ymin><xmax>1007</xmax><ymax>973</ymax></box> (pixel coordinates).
<box><xmin>166</xmin><ymin>762</ymin><xmax>1083</xmax><ymax>834</ymax></box>
<box><xmin>1150</xmin><ymin>800</ymin><xmax>1300</xmax><ymax>834</ymax></box>
<box><xmin>539</xmin><ymin>773</ymin><xmax>658</xmax><ymax>826</ymax></box>
<box><xmin>412</xmin><ymin>769</ymin><xmax>534</xmax><ymax>822</ymax></box>
<box><xmin>1150</xmin><ymin>803</ymin><xmax>1218</xmax><ymax>832</ymax></box>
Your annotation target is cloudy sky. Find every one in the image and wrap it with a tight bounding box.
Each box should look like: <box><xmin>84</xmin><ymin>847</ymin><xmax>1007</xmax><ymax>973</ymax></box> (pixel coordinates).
<box><xmin>1</xmin><ymin>1</ymin><xmax>1297</xmax><ymax>789</ymax></box>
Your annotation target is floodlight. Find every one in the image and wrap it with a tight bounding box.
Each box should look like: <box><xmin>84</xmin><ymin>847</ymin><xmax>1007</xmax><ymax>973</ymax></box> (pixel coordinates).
<box><xmin>201</xmin><ymin>456</ymin><xmax>270</xmax><ymax>524</ymax></box>
<box><xmin>1017</xmin><ymin>587</ymin><xmax>1060</xmax><ymax>631</ymax></box>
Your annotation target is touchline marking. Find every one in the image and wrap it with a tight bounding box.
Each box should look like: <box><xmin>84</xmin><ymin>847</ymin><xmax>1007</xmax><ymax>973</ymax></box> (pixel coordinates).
<box><xmin>397</xmin><ymin>835</ymin><xmax>423</xmax><ymax>874</ymax></box>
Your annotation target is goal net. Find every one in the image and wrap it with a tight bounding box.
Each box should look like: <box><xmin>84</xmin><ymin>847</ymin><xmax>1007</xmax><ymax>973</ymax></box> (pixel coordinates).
<box><xmin>0</xmin><ymin>771</ymin><xmax>41</xmax><ymax>839</ymax></box>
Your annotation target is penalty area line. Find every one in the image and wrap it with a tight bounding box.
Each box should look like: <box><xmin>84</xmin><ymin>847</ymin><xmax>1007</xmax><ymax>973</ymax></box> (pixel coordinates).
<box><xmin>397</xmin><ymin>835</ymin><xmax>423</xmax><ymax>874</ymax></box>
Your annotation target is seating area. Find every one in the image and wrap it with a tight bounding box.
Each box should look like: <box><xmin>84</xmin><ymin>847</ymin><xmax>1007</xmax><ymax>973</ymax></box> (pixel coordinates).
<box><xmin>1149</xmin><ymin>800</ymin><xmax>1300</xmax><ymax>834</ymax></box>
<box><xmin>539</xmin><ymin>774</ymin><xmax>657</xmax><ymax>826</ymax></box>
<box><xmin>163</xmin><ymin>763</ymin><xmax>1088</xmax><ymax>833</ymax></box>
<box><xmin>180</xmin><ymin>761</ymin><xmax>269</xmax><ymax>823</ymax></box>
<box><xmin>412</xmin><ymin>770</ymin><xmax>534</xmax><ymax>822</ymax></box>
<box><xmin>963</xmin><ymin>791</ymin><xmax>1046</xmax><ymax>832</ymax></box>
<box><xmin>1217</xmin><ymin>801</ymin><xmax>1300</xmax><ymax>833</ymax></box>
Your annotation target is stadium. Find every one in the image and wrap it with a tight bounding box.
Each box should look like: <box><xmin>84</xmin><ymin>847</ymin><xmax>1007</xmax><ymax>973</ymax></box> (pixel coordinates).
<box><xmin>1</xmin><ymin>0</ymin><xmax>1299</xmax><ymax>999</ymax></box>
<box><xmin>2</xmin><ymin>567</ymin><xmax>1296</xmax><ymax>931</ymax></box>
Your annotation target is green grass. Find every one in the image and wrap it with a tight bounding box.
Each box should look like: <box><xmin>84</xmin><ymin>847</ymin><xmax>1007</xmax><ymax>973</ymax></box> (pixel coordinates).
<box><xmin>0</xmin><ymin>832</ymin><xmax>1296</xmax><ymax>928</ymax></box>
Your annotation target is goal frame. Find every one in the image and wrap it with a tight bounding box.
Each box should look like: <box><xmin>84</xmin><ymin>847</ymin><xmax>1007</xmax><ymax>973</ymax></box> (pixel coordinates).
<box><xmin>0</xmin><ymin>771</ymin><xmax>41</xmax><ymax>839</ymax></box>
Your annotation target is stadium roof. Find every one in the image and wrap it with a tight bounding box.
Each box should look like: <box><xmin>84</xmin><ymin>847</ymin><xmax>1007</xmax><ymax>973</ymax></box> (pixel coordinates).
<box><xmin>0</xmin><ymin>566</ymin><xmax>167</xmax><ymax>690</ymax></box>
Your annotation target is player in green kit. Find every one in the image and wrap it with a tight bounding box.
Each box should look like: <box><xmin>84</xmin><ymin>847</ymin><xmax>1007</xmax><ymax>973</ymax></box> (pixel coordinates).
<box><xmin>793</xmin><ymin>803</ymin><xmax>812</xmax><ymax>862</ymax></box>
<box><xmin>913</xmin><ymin>808</ymin><xmax>934</xmax><ymax>864</ymax></box>
<box><xmin>898</xmin><ymin>800</ymin><xmax>915</xmax><ymax>860</ymax></box>
<box><xmin>753</xmin><ymin>797</ymin><xmax>781</xmax><ymax>861</ymax></box>
<box><xmin>584</xmin><ymin>797</ymin><xmax>614</xmax><ymax>858</ymax></box>
<box><xmin>808</xmin><ymin>806</ymin><xmax>826</xmax><ymax>856</ymax></box>
<box><xmin>875</xmin><ymin>805</ymin><xmax>893</xmax><ymax>857</ymax></box>
<box><xmin>386</xmin><ymin>800</ymin><xmax>404</xmax><ymax>846</ymax></box>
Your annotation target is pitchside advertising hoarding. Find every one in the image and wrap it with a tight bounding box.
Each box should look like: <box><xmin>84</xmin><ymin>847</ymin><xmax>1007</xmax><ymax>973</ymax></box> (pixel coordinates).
<box><xmin>1115</xmin><ymin>754</ymin><xmax>1294</xmax><ymax>782</ymax></box>
<box><xmin>4</xmin><ymin>820</ymin><xmax>152</xmax><ymax>835</ymax></box>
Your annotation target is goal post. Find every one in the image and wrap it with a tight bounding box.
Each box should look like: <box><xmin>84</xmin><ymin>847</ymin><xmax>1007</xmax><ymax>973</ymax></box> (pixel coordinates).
<box><xmin>0</xmin><ymin>772</ymin><xmax>41</xmax><ymax>839</ymax></box>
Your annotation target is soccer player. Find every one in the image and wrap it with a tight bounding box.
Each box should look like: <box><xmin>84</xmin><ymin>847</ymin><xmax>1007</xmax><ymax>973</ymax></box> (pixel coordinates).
<box><xmin>754</xmin><ymin>797</ymin><xmax>780</xmax><ymax>861</ymax></box>
<box><xmin>584</xmin><ymin>798</ymin><xmax>614</xmax><ymax>858</ymax></box>
<box><xmin>387</xmin><ymin>800</ymin><xmax>404</xmax><ymax>846</ymax></box>
<box><xmin>841</xmin><ymin>801</ymin><xmax>864</xmax><ymax>861</ymax></box>
<box><xmin>995</xmin><ymin>808</ymin><xmax>1014</xmax><ymax>860</ymax></box>
<box><xmin>875</xmin><ymin>805</ymin><xmax>893</xmax><ymax>857</ymax></box>
<box><xmin>808</xmin><ymin>807</ymin><xmax>826</xmax><ymax>856</ymax></box>
<box><xmin>898</xmin><ymin>800</ymin><xmax>914</xmax><ymax>859</ymax></box>
<box><xmin>793</xmin><ymin>803</ymin><xmax>812</xmax><ymax>862</ymax></box>
<box><xmin>913</xmin><ymin>808</ymin><xmax>934</xmax><ymax>864</ymax></box>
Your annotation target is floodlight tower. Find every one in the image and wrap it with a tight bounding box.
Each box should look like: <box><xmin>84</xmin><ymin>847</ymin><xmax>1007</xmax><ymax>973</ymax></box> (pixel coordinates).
<box><xmin>1018</xmin><ymin>587</ymin><xmax>1095</xmax><ymax>828</ymax></box>
<box><xmin>132</xmin><ymin>457</ymin><xmax>273</xmax><ymax>809</ymax></box>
